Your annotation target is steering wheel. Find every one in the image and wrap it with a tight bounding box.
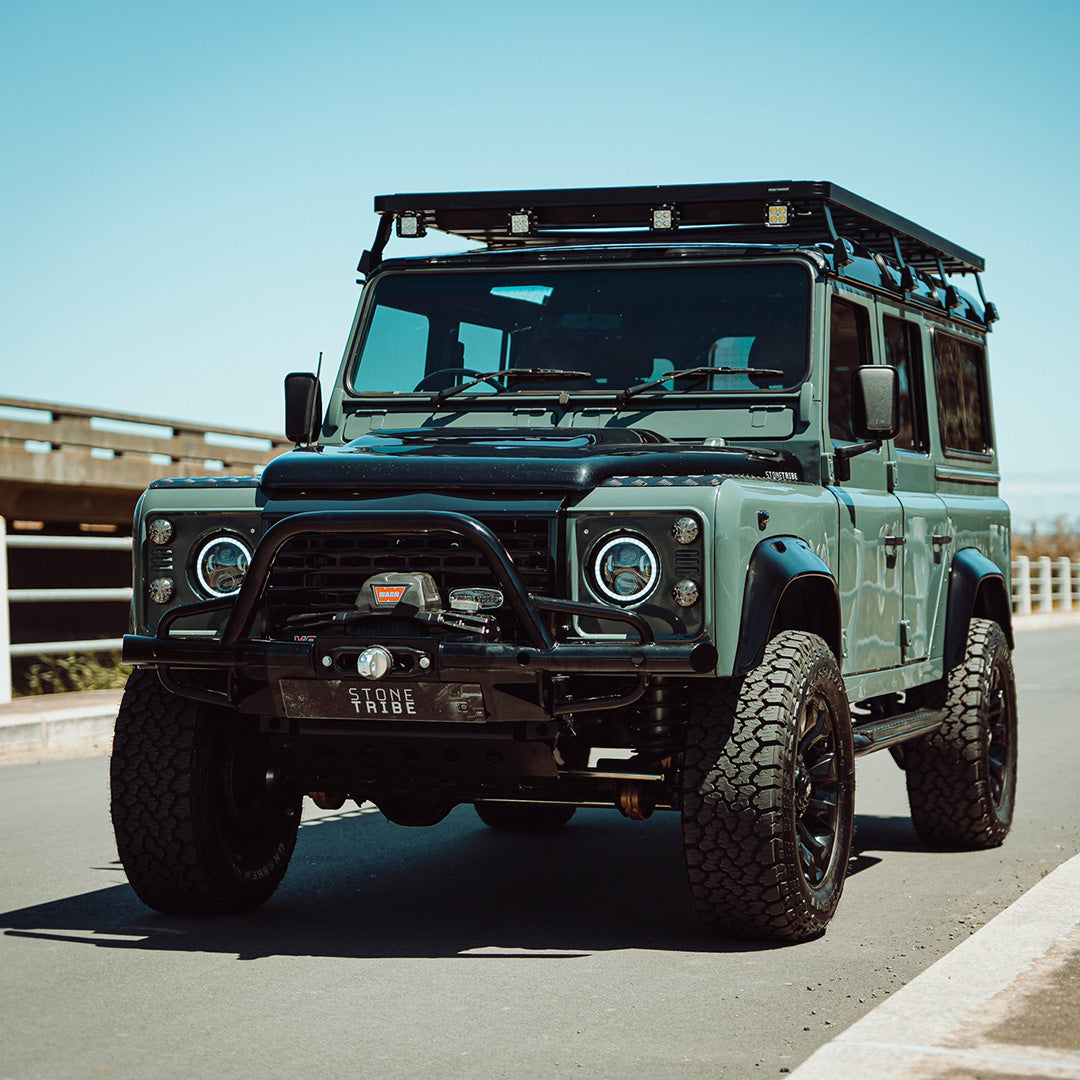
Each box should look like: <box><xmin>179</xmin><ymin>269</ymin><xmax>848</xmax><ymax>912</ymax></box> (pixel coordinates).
<box><xmin>411</xmin><ymin>368</ymin><xmax>508</xmax><ymax>393</ymax></box>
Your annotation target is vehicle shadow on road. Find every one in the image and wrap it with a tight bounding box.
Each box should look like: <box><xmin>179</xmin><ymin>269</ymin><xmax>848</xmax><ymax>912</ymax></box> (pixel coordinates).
<box><xmin>0</xmin><ymin>807</ymin><xmax>779</xmax><ymax>960</ymax></box>
<box><xmin>1</xmin><ymin>806</ymin><xmax>942</xmax><ymax>961</ymax></box>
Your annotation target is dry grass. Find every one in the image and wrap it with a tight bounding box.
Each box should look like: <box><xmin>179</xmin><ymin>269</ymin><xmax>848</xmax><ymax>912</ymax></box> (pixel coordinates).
<box><xmin>1011</xmin><ymin>519</ymin><xmax>1080</xmax><ymax>561</ymax></box>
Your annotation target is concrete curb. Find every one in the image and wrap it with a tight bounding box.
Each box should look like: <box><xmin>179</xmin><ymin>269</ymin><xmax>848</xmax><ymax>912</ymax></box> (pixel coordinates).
<box><xmin>0</xmin><ymin>689</ymin><xmax>121</xmax><ymax>765</ymax></box>
<box><xmin>788</xmin><ymin>851</ymin><xmax>1080</xmax><ymax>1079</ymax></box>
<box><xmin>1013</xmin><ymin>611</ymin><xmax>1080</xmax><ymax>632</ymax></box>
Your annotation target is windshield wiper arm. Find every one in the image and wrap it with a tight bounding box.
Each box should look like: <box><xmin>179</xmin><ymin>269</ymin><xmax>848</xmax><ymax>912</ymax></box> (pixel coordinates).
<box><xmin>434</xmin><ymin>368</ymin><xmax>591</xmax><ymax>406</ymax></box>
<box><xmin>615</xmin><ymin>366</ymin><xmax>786</xmax><ymax>410</ymax></box>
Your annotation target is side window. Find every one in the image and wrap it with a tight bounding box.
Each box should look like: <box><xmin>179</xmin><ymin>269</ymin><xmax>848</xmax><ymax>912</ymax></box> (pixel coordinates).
<box><xmin>933</xmin><ymin>332</ymin><xmax>992</xmax><ymax>455</ymax></box>
<box><xmin>883</xmin><ymin>315</ymin><xmax>929</xmax><ymax>453</ymax></box>
<box><xmin>829</xmin><ymin>299</ymin><xmax>871</xmax><ymax>443</ymax></box>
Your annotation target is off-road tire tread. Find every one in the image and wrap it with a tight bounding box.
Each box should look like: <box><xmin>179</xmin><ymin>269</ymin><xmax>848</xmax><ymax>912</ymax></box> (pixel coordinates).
<box><xmin>110</xmin><ymin>669</ymin><xmax>299</xmax><ymax>915</ymax></box>
<box><xmin>904</xmin><ymin>619</ymin><xmax>1016</xmax><ymax>849</ymax></box>
<box><xmin>681</xmin><ymin>632</ymin><xmax>854</xmax><ymax>942</ymax></box>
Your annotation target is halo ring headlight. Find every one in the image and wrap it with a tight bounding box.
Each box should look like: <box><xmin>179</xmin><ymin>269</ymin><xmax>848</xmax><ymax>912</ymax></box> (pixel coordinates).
<box><xmin>194</xmin><ymin>535</ymin><xmax>252</xmax><ymax>598</ymax></box>
<box><xmin>592</xmin><ymin>535</ymin><xmax>660</xmax><ymax>605</ymax></box>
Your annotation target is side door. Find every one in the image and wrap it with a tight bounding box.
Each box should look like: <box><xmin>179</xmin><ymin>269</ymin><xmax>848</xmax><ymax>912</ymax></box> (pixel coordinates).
<box><xmin>879</xmin><ymin>308</ymin><xmax>951</xmax><ymax>662</ymax></box>
<box><xmin>826</xmin><ymin>292</ymin><xmax>903</xmax><ymax>674</ymax></box>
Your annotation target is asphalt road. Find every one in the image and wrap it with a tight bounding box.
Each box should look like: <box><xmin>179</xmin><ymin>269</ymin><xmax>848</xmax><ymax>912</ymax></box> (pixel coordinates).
<box><xmin>2</xmin><ymin>627</ymin><xmax>1079</xmax><ymax>1080</ymax></box>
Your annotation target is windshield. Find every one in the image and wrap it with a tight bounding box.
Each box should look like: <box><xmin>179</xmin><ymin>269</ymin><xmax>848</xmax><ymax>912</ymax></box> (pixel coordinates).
<box><xmin>349</xmin><ymin>263</ymin><xmax>810</xmax><ymax>396</ymax></box>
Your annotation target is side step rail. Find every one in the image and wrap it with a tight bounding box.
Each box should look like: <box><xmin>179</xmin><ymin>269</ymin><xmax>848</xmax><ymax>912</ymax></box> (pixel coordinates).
<box><xmin>852</xmin><ymin>708</ymin><xmax>946</xmax><ymax>757</ymax></box>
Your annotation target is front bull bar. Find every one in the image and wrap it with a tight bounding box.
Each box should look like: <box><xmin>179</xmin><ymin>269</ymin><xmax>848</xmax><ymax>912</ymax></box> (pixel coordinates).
<box><xmin>123</xmin><ymin>511</ymin><xmax>718</xmax><ymax>707</ymax></box>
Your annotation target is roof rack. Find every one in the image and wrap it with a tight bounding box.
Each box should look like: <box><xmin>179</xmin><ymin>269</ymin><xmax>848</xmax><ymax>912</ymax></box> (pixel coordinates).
<box><xmin>360</xmin><ymin>180</ymin><xmax>984</xmax><ymax>276</ymax></box>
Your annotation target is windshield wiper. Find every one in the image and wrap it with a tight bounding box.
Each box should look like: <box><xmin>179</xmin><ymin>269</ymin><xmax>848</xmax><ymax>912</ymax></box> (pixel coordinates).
<box><xmin>615</xmin><ymin>366</ymin><xmax>786</xmax><ymax>410</ymax></box>
<box><xmin>433</xmin><ymin>368</ymin><xmax>591</xmax><ymax>406</ymax></box>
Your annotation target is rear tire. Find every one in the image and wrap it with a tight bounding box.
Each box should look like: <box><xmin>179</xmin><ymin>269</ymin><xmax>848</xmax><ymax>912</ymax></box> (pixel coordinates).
<box><xmin>474</xmin><ymin>802</ymin><xmax>576</xmax><ymax>831</ymax></box>
<box><xmin>904</xmin><ymin>619</ymin><xmax>1017</xmax><ymax>849</ymax></box>
<box><xmin>681</xmin><ymin>632</ymin><xmax>855</xmax><ymax>941</ymax></box>
<box><xmin>110</xmin><ymin>670</ymin><xmax>301</xmax><ymax>915</ymax></box>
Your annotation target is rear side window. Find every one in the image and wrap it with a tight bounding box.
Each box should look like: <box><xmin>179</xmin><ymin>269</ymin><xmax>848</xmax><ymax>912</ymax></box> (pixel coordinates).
<box><xmin>883</xmin><ymin>316</ymin><xmax>929</xmax><ymax>453</ymax></box>
<box><xmin>933</xmin><ymin>333</ymin><xmax>992</xmax><ymax>455</ymax></box>
<box><xmin>829</xmin><ymin>299</ymin><xmax>872</xmax><ymax>443</ymax></box>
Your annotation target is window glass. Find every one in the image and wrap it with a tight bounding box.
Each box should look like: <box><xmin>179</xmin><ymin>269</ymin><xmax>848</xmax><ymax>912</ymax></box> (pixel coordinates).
<box><xmin>828</xmin><ymin>299</ymin><xmax>871</xmax><ymax>443</ymax></box>
<box><xmin>353</xmin><ymin>306</ymin><xmax>429</xmax><ymax>392</ymax></box>
<box><xmin>883</xmin><ymin>315</ymin><xmax>928</xmax><ymax>453</ymax></box>
<box><xmin>933</xmin><ymin>333</ymin><xmax>991</xmax><ymax>454</ymax></box>
<box><xmin>350</xmin><ymin>264</ymin><xmax>811</xmax><ymax>394</ymax></box>
<box><xmin>458</xmin><ymin>321</ymin><xmax>504</xmax><ymax>370</ymax></box>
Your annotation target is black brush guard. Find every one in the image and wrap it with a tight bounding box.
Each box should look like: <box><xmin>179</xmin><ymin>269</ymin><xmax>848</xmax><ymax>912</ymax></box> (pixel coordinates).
<box><xmin>123</xmin><ymin>510</ymin><xmax>717</xmax><ymax>715</ymax></box>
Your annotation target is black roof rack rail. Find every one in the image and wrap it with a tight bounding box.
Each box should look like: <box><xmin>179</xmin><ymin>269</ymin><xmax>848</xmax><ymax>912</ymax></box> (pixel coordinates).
<box><xmin>358</xmin><ymin>180</ymin><xmax>984</xmax><ymax>279</ymax></box>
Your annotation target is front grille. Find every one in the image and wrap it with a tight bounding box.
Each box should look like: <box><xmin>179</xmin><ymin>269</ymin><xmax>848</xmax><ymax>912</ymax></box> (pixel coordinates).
<box><xmin>265</xmin><ymin>516</ymin><xmax>555</xmax><ymax>640</ymax></box>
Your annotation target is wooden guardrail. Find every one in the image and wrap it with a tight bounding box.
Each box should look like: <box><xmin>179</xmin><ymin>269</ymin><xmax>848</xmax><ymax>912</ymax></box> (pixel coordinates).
<box><xmin>0</xmin><ymin>395</ymin><xmax>291</xmax><ymax>524</ymax></box>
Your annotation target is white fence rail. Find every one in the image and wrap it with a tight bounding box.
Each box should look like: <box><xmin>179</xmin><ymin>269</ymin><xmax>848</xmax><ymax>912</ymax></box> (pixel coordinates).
<box><xmin>1</xmin><ymin>517</ymin><xmax>132</xmax><ymax>703</ymax></box>
<box><xmin>2</xmin><ymin>516</ymin><xmax>1079</xmax><ymax>705</ymax></box>
<box><xmin>1011</xmin><ymin>555</ymin><xmax>1080</xmax><ymax>615</ymax></box>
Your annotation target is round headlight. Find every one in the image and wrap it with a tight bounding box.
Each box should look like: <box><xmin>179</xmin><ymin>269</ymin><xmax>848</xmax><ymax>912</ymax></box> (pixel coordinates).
<box><xmin>592</xmin><ymin>535</ymin><xmax>660</xmax><ymax>604</ymax></box>
<box><xmin>195</xmin><ymin>536</ymin><xmax>251</xmax><ymax>597</ymax></box>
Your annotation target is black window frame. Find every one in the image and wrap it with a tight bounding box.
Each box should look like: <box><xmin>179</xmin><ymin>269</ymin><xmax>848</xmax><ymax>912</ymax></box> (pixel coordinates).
<box><xmin>931</xmin><ymin>329</ymin><xmax>993</xmax><ymax>458</ymax></box>
<box><xmin>883</xmin><ymin>314</ymin><xmax>930</xmax><ymax>455</ymax></box>
<box><xmin>828</xmin><ymin>296</ymin><xmax>873</xmax><ymax>445</ymax></box>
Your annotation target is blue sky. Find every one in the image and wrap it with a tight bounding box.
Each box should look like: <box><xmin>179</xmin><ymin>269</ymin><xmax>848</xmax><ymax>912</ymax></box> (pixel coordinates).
<box><xmin>2</xmin><ymin>1</ymin><xmax>1078</xmax><ymax>525</ymax></box>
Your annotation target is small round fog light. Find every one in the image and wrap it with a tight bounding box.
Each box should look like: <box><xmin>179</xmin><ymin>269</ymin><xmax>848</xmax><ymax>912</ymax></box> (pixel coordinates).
<box><xmin>672</xmin><ymin>580</ymin><xmax>700</xmax><ymax>607</ymax></box>
<box><xmin>672</xmin><ymin>517</ymin><xmax>699</xmax><ymax>545</ymax></box>
<box><xmin>148</xmin><ymin>577</ymin><xmax>175</xmax><ymax>604</ymax></box>
<box><xmin>147</xmin><ymin>519</ymin><xmax>174</xmax><ymax>545</ymax></box>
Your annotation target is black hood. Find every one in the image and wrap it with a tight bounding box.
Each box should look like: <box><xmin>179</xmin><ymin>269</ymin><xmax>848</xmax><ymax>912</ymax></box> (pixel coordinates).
<box><xmin>259</xmin><ymin>428</ymin><xmax>802</xmax><ymax>495</ymax></box>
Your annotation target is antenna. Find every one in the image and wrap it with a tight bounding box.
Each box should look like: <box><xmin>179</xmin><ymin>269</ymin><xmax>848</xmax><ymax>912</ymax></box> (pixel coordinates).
<box><xmin>308</xmin><ymin>351</ymin><xmax>323</xmax><ymax>446</ymax></box>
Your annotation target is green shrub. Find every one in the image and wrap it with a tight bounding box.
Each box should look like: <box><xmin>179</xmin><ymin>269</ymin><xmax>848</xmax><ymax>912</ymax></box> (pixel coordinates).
<box><xmin>21</xmin><ymin>651</ymin><xmax>132</xmax><ymax>695</ymax></box>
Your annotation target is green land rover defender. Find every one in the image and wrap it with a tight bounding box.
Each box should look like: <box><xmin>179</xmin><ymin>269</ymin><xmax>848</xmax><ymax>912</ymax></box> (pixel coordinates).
<box><xmin>112</xmin><ymin>181</ymin><xmax>1015</xmax><ymax>941</ymax></box>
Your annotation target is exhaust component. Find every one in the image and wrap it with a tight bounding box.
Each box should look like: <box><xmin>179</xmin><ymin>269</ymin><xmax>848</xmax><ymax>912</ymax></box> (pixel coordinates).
<box><xmin>617</xmin><ymin>781</ymin><xmax>656</xmax><ymax>821</ymax></box>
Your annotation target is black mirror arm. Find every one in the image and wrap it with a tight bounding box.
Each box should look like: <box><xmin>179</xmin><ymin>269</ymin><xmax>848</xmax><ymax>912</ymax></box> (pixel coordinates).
<box><xmin>833</xmin><ymin>439</ymin><xmax>882</xmax><ymax>483</ymax></box>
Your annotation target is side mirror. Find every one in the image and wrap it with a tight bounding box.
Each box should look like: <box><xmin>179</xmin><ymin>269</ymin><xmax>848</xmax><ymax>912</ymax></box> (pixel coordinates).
<box><xmin>834</xmin><ymin>366</ymin><xmax>899</xmax><ymax>482</ymax></box>
<box><xmin>284</xmin><ymin>372</ymin><xmax>322</xmax><ymax>446</ymax></box>
<box><xmin>852</xmin><ymin>365</ymin><xmax>899</xmax><ymax>441</ymax></box>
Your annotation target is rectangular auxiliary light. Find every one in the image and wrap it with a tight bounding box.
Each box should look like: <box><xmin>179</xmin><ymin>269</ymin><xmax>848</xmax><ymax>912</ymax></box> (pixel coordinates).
<box><xmin>508</xmin><ymin>210</ymin><xmax>535</xmax><ymax>236</ymax></box>
<box><xmin>650</xmin><ymin>205</ymin><xmax>678</xmax><ymax>231</ymax></box>
<box><xmin>765</xmin><ymin>202</ymin><xmax>791</xmax><ymax>227</ymax></box>
<box><xmin>396</xmin><ymin>212</ymin><xmax>426</xmax><ymax>238</ymax></box>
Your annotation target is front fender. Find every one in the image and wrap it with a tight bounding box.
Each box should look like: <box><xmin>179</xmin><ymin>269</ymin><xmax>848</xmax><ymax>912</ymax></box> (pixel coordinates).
<box><xmin>734</xmin><ymin>536</ymin><xmax>840</xmax><ymax>675</ymax></box>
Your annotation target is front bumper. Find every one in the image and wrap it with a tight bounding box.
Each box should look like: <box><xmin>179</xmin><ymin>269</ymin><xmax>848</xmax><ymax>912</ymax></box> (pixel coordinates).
<box><xmin>124</xmin><ymin>510</ymin><xmax>717</xmax><ymax>719</ymax></box>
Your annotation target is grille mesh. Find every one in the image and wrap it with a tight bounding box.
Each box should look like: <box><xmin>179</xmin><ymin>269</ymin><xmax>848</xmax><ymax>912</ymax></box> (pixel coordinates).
<box><xmin>265</xmin><ymin>516</ymin><xmax>555</xmax><ymax>639</ymax></box>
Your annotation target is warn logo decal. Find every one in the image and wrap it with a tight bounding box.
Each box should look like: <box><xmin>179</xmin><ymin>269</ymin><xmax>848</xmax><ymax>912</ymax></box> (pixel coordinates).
<box><xmin>371</xmin><ymin>584</ymin><xmax>408</xmax><ymax>606</ymax></box>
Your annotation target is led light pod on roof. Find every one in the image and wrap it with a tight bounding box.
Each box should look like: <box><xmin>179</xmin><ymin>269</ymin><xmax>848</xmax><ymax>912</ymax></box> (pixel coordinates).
<box><xmin>650</xmin><ymin>205</ymin><xmax>677</xmax><ymax>231</ymax></box>
<box><xmin>508</xmin><ymin>210</ymin><xmax>534</xmax><ymax>235</ymax></box>
<box><xmin>396</xmin><ymin>212</ymin><xmax>426</xmax><ymax>238</ymax></box>
<box><xmin>766</xmin><ymin>202</ymin><xmax>791</xmax><ymax>227</ymax></box>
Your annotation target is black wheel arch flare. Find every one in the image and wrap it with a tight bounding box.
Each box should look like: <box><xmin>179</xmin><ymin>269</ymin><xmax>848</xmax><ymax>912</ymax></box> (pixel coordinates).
<box><xmin>944</xmin><ymin>547</ymin><xmax>1014</xmax><ymax>672</ymax></box>
<box><xmin>734</xmin><ymin>536</ymin><xmax>841</xmax><ymax>675</ymax></box>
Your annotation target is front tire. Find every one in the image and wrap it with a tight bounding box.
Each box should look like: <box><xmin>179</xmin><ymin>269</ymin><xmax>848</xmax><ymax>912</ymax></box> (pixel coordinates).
<box><xmin>110</xmin><ymin>670</ymin><xmax>301</xmax><ymax>915</ymax></box>
<box><xmin>681</xmin><ymin>632</ymin><xmax>855</xmax><ymax>941</ymax></box>
<box><xmin>904</xmin><ymin>618</ymin><xmax>1017</xmax><ymax>849</ymax></box>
